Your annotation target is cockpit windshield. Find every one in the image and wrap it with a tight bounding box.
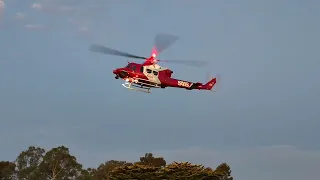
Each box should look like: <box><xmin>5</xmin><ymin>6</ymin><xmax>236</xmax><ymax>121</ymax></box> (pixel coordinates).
<box><xmin>125</xmin><ymin>63</ymin><xmax>137</xmax><ymax>72</ymax></box>
<box><xmin>125</xmin><ymin>63</ymin><xmax>132</xmax><ymax>68</ymax></box>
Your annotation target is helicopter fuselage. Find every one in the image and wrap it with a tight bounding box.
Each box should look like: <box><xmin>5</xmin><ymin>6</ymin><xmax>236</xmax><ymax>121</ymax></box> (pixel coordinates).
<box><xmin>113</xmin><ymin>62</ymin><xmax>216</xmax><ymax>91</ymax></box>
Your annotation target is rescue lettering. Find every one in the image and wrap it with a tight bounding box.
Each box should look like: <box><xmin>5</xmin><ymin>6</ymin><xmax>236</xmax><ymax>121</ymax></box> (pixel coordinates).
<box><xmin>178</xmin><ymin>80</ymin><xmax>190</xmax><ymax>87</ymax></box>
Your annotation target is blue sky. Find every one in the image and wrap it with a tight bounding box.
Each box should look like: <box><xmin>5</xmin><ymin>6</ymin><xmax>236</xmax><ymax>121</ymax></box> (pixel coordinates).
<box><xmin>1</xmin><ymin>0</ymin><xmax>320</xmax><ymax>179</ymax></box>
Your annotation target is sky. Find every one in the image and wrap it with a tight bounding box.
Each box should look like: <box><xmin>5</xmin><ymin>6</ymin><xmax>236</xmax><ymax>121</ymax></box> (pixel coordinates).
<box><xmin>1</xmin><ymin>0</ymin><xmax>320</xmax><ymax>179</ymax></box>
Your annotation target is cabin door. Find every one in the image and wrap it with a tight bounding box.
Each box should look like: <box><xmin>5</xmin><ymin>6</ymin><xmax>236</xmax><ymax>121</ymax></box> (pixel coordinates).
<box><xmin>144</xmin><ymin>68</ymin><xmax>161</xmax><ymax>85</ymax></box>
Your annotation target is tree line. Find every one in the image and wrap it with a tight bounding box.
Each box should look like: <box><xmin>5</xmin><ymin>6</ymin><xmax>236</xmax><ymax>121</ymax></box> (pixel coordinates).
<box><xmin>0</xmin><ymin>145</ymin><xmax>233</xmax><ymax>180</ymax></box>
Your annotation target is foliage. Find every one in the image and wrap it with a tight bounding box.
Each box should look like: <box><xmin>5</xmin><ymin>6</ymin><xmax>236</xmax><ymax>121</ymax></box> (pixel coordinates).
<box><xmin>89</xmin><ymin>160</ymin><xmax>133</xmax><ymax>180</ymax></box>
<box><xmin>110</xmin><ymin>161</ymin><xmax>233</xmax><ymax>180</ymax></box>
<box><xmin>0</xmin><ymin>161</ymin><xmax>15</xmax><ymax>180</ymax></box>
<box><xmin>37</xmin><ymin>146</ymin><xmax>84</xmax><ymax>180</ymax></box>
<box><xmin>14</xmin><ymin>146</ymin><xmax>45</xmax><ymax>180</ymax></box>
<box><xmin>135</xmin><ymin>153</ymin><xmax>166</xmax><ymax>167</ymax></box>
<box><xmin>1</xmin><ymin>146</ymin><xmax>233</xmax><ymax>180</ymax></box>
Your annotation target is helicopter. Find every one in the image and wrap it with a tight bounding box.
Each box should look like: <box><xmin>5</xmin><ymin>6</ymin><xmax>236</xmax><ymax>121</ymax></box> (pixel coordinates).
<box><xmin>89</xmin><ymin>33</ymin><xmax>218</xmax><ymax>93</ymax></box>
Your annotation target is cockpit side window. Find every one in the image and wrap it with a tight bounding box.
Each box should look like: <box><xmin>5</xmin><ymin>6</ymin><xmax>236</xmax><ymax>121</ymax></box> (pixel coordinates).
<box><xmin>153</xmin><ymin>71</ymin><xmax>158</xmax><ymax>76</ymax></box>
<box><xmin>146</xmin><ymin>69</ymin><xmax>152</xmax><ymax>73</ymax></box>
<box><xmin>132</xmin><ymin>65</ymin><xmax>136</xmax><ymax>72</ymax></box>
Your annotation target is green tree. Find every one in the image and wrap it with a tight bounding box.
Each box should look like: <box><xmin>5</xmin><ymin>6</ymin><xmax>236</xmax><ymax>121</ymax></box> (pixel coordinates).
<box><xmin>110</xmin><ymin>161</ymin><xmax>233</xmax><ymax>180</ymax></box>
<box><xmin>0</xmin><ymin>161</ymin><xmax>16</xmax><ymax>180</ymax></box>
<box><xmin>163</xmin><ymin>161</ymin><xmax>227</xmax><ymax>180</ymax></box>
<box><xmin>77</xmin><ymin>169</ymin><xmax>93</xmax><ymax>180</ymax></box>
<box><xmin>136</xmin><ymin>153</ymin><xmax>166</xmax><ymax>167</ymax></box>
<box><xmin>212</xmin><ymin>163</ymin><xmax>233</xmax><ymax>180</ymax></box>
<box><xmin>90</xmin><ymin>160</ymin><xmax>133</xmax><ymax>180</ymax></box>
<box><xmin>2</xmin><ymin>146</ymin><xmax>233</xmax><ymax>180</ymax></box>
<box><xmin>14</xmin><ymin>146</ymin><xmax>45</xmax><ymax>180</ymax></box>
<box><xmin>37</xmin><ymin>146</ymin><xmax>84</xmax><ymax>180</ymax></box>
<box><xmin>110</xmin><ymin>164</ymin><xmax>160</xmax><ymax>180</ymax></box>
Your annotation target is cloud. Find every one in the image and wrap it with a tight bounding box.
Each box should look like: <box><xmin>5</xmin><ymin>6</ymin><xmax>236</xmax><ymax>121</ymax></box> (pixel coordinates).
<box><xmin>30</xmin><ymin>1</ymin><xmax>106</xmax><ymax>15</ymax></box>
<box><xmin>76</xmin><ymin>26</ymin><xmax>94</xmax><ymax>39</ymax></box>
<box><xmin>31</xmin><ymin>2</ymin><xmax>78</xmax><ymax>14</ymax></box>
<box><xmin>0</xmin><ymin>0</ymin><xmax>4</xmax><ymax>24</ymax></box>
<box><xmin>25</xmin><ymin>24</ymin><xmax>46</xmax><ymax>30</ymax></box>
<box><xmin>27</xmin><ymin>1</ymin><xmax>105</xmax><ymax>34</ymax></box>
<box><xmin>30</xmin><ymin>2</ymin><xmax>57</xmax><ymax>14</ymax></box>
<box><xmin>31</xmin><ymin>3</ymin><xmax>42</xmax><ymax>10</ymax></box>
<box><xmin>15</xmin><ymin>12</ymin><xmax>25</xmax><ymax>20</ymax></box>
<box><xmin>0</xmin><ymin>0</ymin><xmax>4</xmax><ymax>13</ymax></box>
<box><xmin>68</xmin><ymin>145</ymin><xmax>320</xmax><ymax>180</ymax></box>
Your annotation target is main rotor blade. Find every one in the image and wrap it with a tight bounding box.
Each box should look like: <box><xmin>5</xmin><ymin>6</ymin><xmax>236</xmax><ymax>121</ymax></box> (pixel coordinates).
<box><xmin>157</xmin><ymin>59</ymin><xmax>208</xmax><ymax>67</ymax></box>
<box><xmin>153</xmin><ymin>33</ymin><xmax>179</xmax><ymax>54</ymax></box>
<box><xmin>89</xmin><ymin>44</ymin><xmax>147</xmax><ymax>60</ymax></box>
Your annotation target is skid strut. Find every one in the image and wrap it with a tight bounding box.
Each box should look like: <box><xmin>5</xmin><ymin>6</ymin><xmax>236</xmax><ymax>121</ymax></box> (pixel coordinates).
<box><xmin>122</xmin><ymin>82</ymin><xmax>151</xmax><ymax>93</ymax></box>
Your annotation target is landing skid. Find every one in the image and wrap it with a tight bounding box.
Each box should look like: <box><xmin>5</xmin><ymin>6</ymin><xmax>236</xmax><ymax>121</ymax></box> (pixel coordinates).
<box><xmin>121</xmin><ymin>82</ymin><xmax>151</xmax><ymax>93</ymax></box>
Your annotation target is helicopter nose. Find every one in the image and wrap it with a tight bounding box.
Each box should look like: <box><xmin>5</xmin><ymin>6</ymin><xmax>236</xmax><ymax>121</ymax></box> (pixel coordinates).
<box><xmin>113</xmin><ymin>69</ymin><xmax>118</xmax><ymax>74</ymax></box>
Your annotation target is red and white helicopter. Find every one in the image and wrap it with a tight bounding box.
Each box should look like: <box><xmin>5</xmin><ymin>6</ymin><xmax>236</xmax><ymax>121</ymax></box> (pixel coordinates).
<box><xmin>89</xmin><ymin>33</ymin><xmax>218</xmax><ymax>93</ymax></box>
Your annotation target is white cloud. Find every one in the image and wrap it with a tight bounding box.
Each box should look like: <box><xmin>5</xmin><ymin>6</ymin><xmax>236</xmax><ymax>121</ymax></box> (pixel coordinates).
<box><xmin>0</xmin><ymin>1</ymin><xmax>4</xmax><ymax>24</ymax></box>
<box><xmin>15</xmin><ymin>12</ymin><xmax>25</xmax><ymax>20</ymax></box>
<box><xmin>31</xmin><ymin>3</ymin><xmax>42</xmax><ymax>10</ymax></box>
<box><xmin>69</xmin><ymin>145</ymin><xmax>320</xmax><ymax>180</ymax></box>
<box><xmin>31</xmin><ymin>1</ymin><xmax>78</xmax><ymax>14</ymax></box>
<box><xmin>25</xmin><ymin>24</ymin><xmax>46</xmax><ymax>30</ymax></box>
<box><xmin>0</xmin><ymin>0</ymin><xmax>4</xmax><ymax>13</ymax></box>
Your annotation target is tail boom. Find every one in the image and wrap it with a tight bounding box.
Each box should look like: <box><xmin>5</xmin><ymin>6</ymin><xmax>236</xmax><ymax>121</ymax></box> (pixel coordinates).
<box><xmin>189</xmin><ymin>78</ymin><xmax>217</xmax><ymax>91</ymax></box>
<box><xmin>163</xmin><ymin>77</ymin><xmax>217</xmax><ymax>91</ymax></box>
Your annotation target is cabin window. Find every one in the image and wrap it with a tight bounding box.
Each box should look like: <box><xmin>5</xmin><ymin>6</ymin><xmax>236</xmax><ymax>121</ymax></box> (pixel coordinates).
<box><xmin>146</xmin><ymin>69</ymin><xmax>152</xmax><ymax>73</ymax></box>
<box><xmin>132</xmin><ymin>65</ymin><xmax>136</xmax><ymax>72</ymax></box>
<box><xmin>140</xmin><ymin>66</ymin><xmax>144</xmax><ymax>72</ymax></box>
<box><xmin>153</xmin><ymin>71</ymin><xmax>158</xmax><ymax>76</ymax></box>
